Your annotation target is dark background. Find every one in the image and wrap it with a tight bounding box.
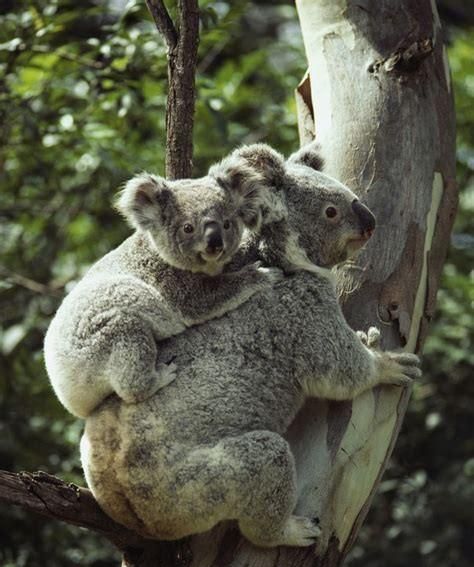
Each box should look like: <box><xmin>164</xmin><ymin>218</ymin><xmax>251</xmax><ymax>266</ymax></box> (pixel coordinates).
<box><xmin>0</xmin><ymin>1</ymin><xmax>472</xmax><ymax>565</ymax></box>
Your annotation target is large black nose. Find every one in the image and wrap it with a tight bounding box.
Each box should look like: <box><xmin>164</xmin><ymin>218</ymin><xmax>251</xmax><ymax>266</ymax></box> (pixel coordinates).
<box><xmin>204</xmin><ymin>223</ymin><xmax>223</xmax><ymax>253</ymax></box>
<box><xmin>352</xmin><ymin>199</ymin><xmax>376</xmax><ymax>235</ymax></box>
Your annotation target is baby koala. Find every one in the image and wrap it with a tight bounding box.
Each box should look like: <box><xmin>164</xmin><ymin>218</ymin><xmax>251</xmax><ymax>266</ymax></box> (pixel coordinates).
<box><xmin>44</xmin><ymin>167</ymin><xmax>280</xmax><ymax>418</ymax></box>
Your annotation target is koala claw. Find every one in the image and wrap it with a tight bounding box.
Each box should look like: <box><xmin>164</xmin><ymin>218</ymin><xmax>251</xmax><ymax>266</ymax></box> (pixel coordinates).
<box><xmin>356</xmin><ymin>330</ymin><xmax>368</xmax><ymax>345</ymax></box>
<box><xmin>392</xmin><ymin>352</ymin><xmax>422</xmax><ymax>379</ymax></box>
<box><xmin>279</xmin><ymin>515</ymin><xmax>322</xmax><ymax>547</ymax></box>
<box><xmin>366</xmin><ymin>326</ymin><xmax>381</xmax><ymax>348</ymax></box>
<box><xmin>377</xmin><ymin>351</ymin><xmax>421</xmax><ymax>386</ymax></box>
<box><xmin>154</xmin><ymin>361</ymin><xmax>178</xmax><ymax>390</ymax></box>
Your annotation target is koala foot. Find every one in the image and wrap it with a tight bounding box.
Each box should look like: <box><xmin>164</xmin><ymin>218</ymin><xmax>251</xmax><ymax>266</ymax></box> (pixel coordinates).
<box><xmin>357</xmin><ymin>326</ymin><xmax>381</xmax><ymax>349</ymax></box>
<box><xmin>240</xmin><ymin>515</ymin><xmax>320</xmax><ymax>548</ymax></box>
<box><xmin>377</xmin><ymin>351</ymin><xmax>421</xmax><ymax>387</ymax></box>
<box><xmin>154</xmin><ymin>361</ymin><xmax>178</xmax><ymax>390</ymax></box>
<box><xmin>278</xmin><ymin>515</ymin><xmax>321</xmax><ymax>547</ymax></box>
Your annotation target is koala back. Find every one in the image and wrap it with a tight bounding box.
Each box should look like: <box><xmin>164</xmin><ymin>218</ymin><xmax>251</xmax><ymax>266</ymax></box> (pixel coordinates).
<box><xmin>81</xmin><ymin>270</ymin><xmax>368</xmax><ymax>538</ymax></box>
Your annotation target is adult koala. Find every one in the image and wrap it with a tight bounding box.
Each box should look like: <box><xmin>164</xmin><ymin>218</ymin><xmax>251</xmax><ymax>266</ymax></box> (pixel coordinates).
<box><xmin>81</xmin><ymin>143</ymin><xmax>420</xmax><ymax>548</ymax></box>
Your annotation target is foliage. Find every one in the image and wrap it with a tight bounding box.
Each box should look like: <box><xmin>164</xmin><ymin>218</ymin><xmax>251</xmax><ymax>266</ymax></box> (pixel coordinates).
<box><xmin>0</xmin><ymin>1</ymin><xmax>471</xmax><ymax>566</ymax></box>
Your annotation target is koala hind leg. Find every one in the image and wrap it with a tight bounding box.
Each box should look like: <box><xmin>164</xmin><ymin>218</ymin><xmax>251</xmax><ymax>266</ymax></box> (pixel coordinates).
<box><xmin>235</xmin><ymin>432</ymin><xmax>320</xmax><ymax>547</ymax></box>
<box><xmin>163</xmin><ymin>431</ymin><xmax>318</xmax><ymax>547</ymax></box>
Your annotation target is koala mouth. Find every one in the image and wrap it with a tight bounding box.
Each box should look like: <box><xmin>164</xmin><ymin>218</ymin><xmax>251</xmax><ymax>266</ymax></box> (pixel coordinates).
<box><xmin>346</xmin><ymin>233</ymin><xmax>372</xmax><ymax>256</ymax></box>
<box><xmin>200</xmin><ymin>249</ymin><xmax>225</xmax><ymax>263</ymax></box>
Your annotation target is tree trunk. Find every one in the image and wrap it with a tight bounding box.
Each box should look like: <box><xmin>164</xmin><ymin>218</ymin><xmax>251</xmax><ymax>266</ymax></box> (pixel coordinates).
<box><xmin>290</xmin><ymin>0</ymin><xmax>457</xmax><ymax>563</ymax></box>
<box><xmin>164</xmin><ymin>0</ymin><xmax>199</xmax><ymax>180</ymax></box>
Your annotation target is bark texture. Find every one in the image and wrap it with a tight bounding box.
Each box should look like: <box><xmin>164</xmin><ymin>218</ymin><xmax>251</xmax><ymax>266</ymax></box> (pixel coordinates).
<box><xmin>146</xmin><ymin>0</ymin><xmax>200</xmax><ymax>179</ymax></box>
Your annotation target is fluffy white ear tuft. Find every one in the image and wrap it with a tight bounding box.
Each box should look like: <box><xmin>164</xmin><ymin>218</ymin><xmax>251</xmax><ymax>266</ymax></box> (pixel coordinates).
<box><xmin>115</xmin><ymin>173</ymin><xmax>170</xmax><ymax>231</ymax></box>
<box><xmin>288</xmin><ymin>141</ymin><xmax>324</xmax><ymax>171</ymax></box>
<box><xmin>232</xmin><ymin>144</ymin><xmax>286</xmax><ymax>186</ymax></box>
<box><xmin>209</xmin><ymin>144</ymin><xmax>287</xmax><ymax>231</ymax></box>
<box><xmin>209</xmin><ymin>156</ymin><xmax>265</xmax><ymax>231</ymax></box>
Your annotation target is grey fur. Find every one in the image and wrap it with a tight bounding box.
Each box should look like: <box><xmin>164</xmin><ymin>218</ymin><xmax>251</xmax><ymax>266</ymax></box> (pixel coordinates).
<box><xmin>44</xmin><ymin>169</ymin><xmax>281</xmax><ymax>418</ymax></box>
<box><xmin>80</xmin><ymin>142</ymin><xmax>421</xmax><ymax>547</ymax></box>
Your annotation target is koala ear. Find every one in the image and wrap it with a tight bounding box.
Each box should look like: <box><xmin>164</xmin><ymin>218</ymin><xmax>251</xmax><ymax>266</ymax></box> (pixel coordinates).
<box><xmin>209</xmin><ymin>144</ymin><xmax>286</xmax><ymax>231</ymax></box>
<box><xmin>231</xmin><ymin>144</ymin><xmax>286</xmax><ymax>186</ymax></box>
<box><xmin>115</xmin><ymin>173</ymin><xmax>172</xmax><ymax>231</ymax></box>
<box><xmin>209</xmin><ymin>156</ymin><xmax>262</xmax><ymax>231</ymax></box>
<box><xmin>288</xmin><ymin>141</ymin><xmax>324</xmax><ymax>171</ymax></box>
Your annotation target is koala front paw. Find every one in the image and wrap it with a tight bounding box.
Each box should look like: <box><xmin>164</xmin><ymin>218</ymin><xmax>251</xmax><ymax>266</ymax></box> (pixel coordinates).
<box><xmin>154</xmin><ymin>361</ymin><xmax>178</xmax><ymax>390</ymax></box>
<box><xmin>377</xmin><ymin>351</ymin><xmax>421</xmax><ymax>387</ymax></box>
<box><xmin>357</xmin><ymin>326</ymin><xmax>381</xmax><ymax>349</ymax></box>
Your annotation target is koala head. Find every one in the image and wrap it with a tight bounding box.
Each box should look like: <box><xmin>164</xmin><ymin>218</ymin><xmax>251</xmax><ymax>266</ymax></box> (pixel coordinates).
<box><xmin>116</xmin><ymin>169</ymin><xmax>264</xmax><ymax>275</ymax></box>
<box><xmin>225</xmin><ymin>141</ymin><xmax>376</xmax><ymax>270</ymax></box>
<box><xmin>284</xmin><ymin>143</ymin><xmax>375</xmax><ymax>268</ymax></box>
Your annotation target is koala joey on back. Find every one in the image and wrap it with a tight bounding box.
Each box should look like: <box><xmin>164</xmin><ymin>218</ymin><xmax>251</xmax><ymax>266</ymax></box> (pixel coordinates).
<box><xmin>81</xmin><ymin>141</ymin><xmax>421</xmax><ymax>549</ymax></box>
<box><xmin>44</xmin><ymin>166</ymin><xmax>281</xmax><ymax>418</ymax></box>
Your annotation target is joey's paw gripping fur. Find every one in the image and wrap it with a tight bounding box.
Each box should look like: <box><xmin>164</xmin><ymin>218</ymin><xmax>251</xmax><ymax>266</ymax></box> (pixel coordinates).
<box><xmin>258</xmin><ymin>266</ymin><xmax>285</xmax><ymax>285</ymax></box>
<box><xmin>154</xmin><ymin>362</ymin><xmax>178</xmax><ymax>390</ymax></box>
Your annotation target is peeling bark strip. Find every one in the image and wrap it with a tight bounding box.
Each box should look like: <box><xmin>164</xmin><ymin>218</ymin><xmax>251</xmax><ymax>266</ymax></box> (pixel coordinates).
<box><xmin>146</xmin><ymin>0</ymin><xmax>200</xmax><ymax>179</ymax></box>
<box><xmin>367</xmin><ymin>37</ymin><xmax>434</xmax><ymax>75</ymax></box>
<box><xmin>296</xmin><ymin>72</ymin><xmax>315</xmax><ymax>145</ymax></box>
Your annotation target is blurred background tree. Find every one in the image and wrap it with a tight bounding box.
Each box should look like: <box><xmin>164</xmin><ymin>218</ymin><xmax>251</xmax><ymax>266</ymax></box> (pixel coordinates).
<box><xmin>0</xmin><ymin>1</ymin><xmax>472</xmax><ymax>565</ymax></box>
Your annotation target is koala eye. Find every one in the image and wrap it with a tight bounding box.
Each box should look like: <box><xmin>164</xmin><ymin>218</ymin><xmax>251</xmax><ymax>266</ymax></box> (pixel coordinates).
<box><xmin>325</xmin><ymin>206</ymin><xmax>338</xmax><ymax>219</ymax></box>
<box><xmin>183</xmin><ymin>223</ymin><xmax>194</xmax><ymax>234</ymax></box>
<box><xmin>223</xmin><ymin>220</ymin><xmax>231</xmax><ymax>230</ymax></box>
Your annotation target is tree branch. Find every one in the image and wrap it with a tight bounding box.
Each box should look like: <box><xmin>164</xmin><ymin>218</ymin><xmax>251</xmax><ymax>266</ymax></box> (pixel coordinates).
<box><xmin>146</xmin><ymin>0</ymin><xmax>200</xmax><ymax>179</ymax></box>
<box><xmin>145</xmin><ymin>0</ymin><xmax>178</xmax><ymax>51</ymax></box>
<box><xmin>0</xmin><ymin>266</ymin><xmax>65</xmax><ymax>296</ymax></box>
<box><xmin>0</xmin><ymin>470</ymin><xmax>149</xmax><ymax>551</ymax></box>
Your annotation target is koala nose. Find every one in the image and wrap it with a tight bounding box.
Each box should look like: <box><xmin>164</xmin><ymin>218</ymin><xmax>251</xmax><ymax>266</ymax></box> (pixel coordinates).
<box><xmin>204</xmin><ymin>223</ymin><xmax>224</xmax><ymax>254</ymax></box>
<box><xmin>352</xmin><ymin>199</ymin><xmax>376</xmax><ymax>238</ymax></box>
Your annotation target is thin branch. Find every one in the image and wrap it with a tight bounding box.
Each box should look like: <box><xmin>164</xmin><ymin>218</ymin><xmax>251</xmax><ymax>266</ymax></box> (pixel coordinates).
<box><xmin>0</xmin><ymin>470</ymin><xmax>150</xmax><ymax>551</ymax></box>
<box><xmin>165</xmin><ymin>0</ymin><xmax>200</xmax><ymax>179</ymax></box>
<box><xmin>0</xmin><ymin>267</ymin><xmax>65</xmax><ymax>296</ymax></box>
<box><xmin>145</xmin><ymin>0</ymin><xmax>178</xmax><ymax>52</ymax></box>
<box><xmin>177</xmin><ymin>0</ymin><xmax>200</xmax><ymax>44</ymax></box>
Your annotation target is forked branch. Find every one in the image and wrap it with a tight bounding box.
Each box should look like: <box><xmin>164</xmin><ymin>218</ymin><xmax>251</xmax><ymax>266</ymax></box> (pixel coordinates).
<box><xmin>145</xmin><ymin>0</ymin><xmax>178</xmax><ymax>51</ymax></box>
